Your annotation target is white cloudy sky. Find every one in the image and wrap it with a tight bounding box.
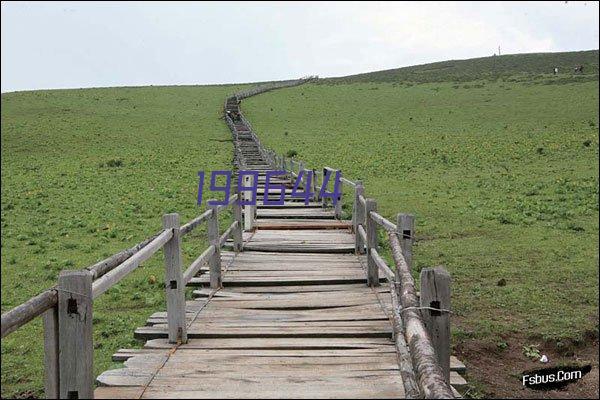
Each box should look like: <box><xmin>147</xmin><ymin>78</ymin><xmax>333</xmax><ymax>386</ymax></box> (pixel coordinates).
<box><xmin>1</xmin><ymin>1</ymin><xmax>598</xmax><ymax>92</ymax></box>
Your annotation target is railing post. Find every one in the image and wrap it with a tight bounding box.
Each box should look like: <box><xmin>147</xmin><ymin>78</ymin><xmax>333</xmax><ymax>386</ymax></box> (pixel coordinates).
<box><xmin>233</xmin><ymin>186</ymin><xmax>244</xmax><ymax>252</ymax></box>
<box><xmin>420</xmin><ymin>266</ymin><xmax>451</xmax><ymax>384</ymax></box>
<box><xmin>334</xmin><ymin>170</ymin><xmax>342</xmax><ymax>219</ymax></box>
<box><xmin>57</xmin><ymin>270</ymin><xmax>93</xmax><ymax>399</ymax></box>
<box><xmin>243</xmin><ymin>175</ymin><xmax>255</xmax><ymax>231</ymax></box>
<box><xmin>312</xmin><ymin>169</ymin><xmax>319</xmax><ymax>202</ymax></box>
<box><xmin>207</xmin><ymin>202</ymin><xmax>222</xmax><ymax>289</ymax></box>
<box><xmin>397</xmin><ymin>213</ymin><xmax>415</xmax><ymax>270</ymax></box>
<box><xmin>365</xmin><ymin>198</ymin><xmax>379</xmax><ymax>287</ymax></box>
<box><xmin>354</xmin><ymin>183</ymin><xmax>365</xmax><ymax>254</ymax></box>
<box><xmin>43</xmin><ymin>306</ymin><xmax>59</xmax><ymax>399</ymax></box>
<box><xmin>352</xmin><ymin>180</ymin><xmax>362</xmax><ymax>233</ymax></box>
<box><xmin>162</xmin><ymin>213</ymin><xmax>187</xmax><ymax>344</ymax></box>
<box><xmin>321</xmin><ymin>168</ymin><xmax>327</xmax><ymax>208</ymax></box>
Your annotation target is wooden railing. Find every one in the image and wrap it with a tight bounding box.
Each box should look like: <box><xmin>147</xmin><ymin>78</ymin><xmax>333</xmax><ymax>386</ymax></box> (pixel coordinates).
<box><xmin>234</xmin><ymin>76</ymin><xmax>318</xmax><ymax>99</ymax></box>
<box><xmin>1</xmin><ymin>193</ymin><xmax>245</xmax><ymax>398</ymax></box>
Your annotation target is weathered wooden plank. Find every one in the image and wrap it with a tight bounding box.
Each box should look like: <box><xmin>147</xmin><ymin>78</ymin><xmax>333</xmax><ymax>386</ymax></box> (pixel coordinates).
<box><xmin>141</xmin><ymin>337</ymin><xmax>395</xmax><ymax>351</ymax></box>
<box><xmin>365</xmin><ymin>199</ymin><xmax>379</xmax><ymax>286</ymax></box>
<box><xmin>135</xmin><ymin>324</ymin><xmax>392</xmax><ymax>339</ymax></box>
<box><xmin>58</xmin><ymin>270</ymin><xmax>93</xmax><ymax>399</ymax></box>
<box><xmin>1</xmin><ymin>289</ymin><xmax>57</xmax><ymax>338</ymax></box>
<box><xmin>162</xmin><ymin>213</ymin><xmax>187</xmax><ymax>344</ymax></box>
<box><xmin>207</xmin><ymin>204</ymin><xmax>222</xmax><ymax>289</ymax></box>
<box><xmin>420</xmin><ymin>266</ymin><xmax>452</xmax><ymax>383</ymax></box>
<box><xmin>92</xmin><ymin>229</ymin><xmax>173</xmax><ymax>299</ymax></box>
<box><xmin>257</xmin><ymin>208</ymin><xmax>335</xmax><ymax>219</ymax></box>
<box><xmin>43</xmin><ymin>306</ymin><xmax>59</xmax><ymax>399</ymax></box>
<box><xmin>389</xmin><ymin>232</ymin><xmax>454</xmax><ymax>398</ymax></box>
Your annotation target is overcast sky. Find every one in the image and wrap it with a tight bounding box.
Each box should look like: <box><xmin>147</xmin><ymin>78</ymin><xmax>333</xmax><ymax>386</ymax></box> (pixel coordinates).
<box><xmin>1</xmin><ymin>1</ymin><xmax>598</xmax><ymax>92</ymax></box>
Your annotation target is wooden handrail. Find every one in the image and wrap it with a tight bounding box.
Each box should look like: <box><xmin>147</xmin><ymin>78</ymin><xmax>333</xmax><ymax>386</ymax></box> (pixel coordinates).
<box><xmin>358</xmin><ymin>194</ymin><xmax>367</xmax><ymax>208</ymax></box>
<box><xmin>357</xmin><ymin>224</ymin><xmax>367</xmax><ymax>244</ymax></box>
<box><xmin>1</xmin><ymin>290</ymin><xmax>57</xmax><ymax>338</ymax></box>
<box><xmin>92</xmin><ymin>229</ymin><xmax>173</xmax><ymax>299</ymax></box>
<box><xmin>370</xmin><ymin>248</ymin><xmax>395</xmax><ymax>282</ymax></box>
<box><xmin>219</xmin><ymin>220</ymin><xmax>238</xmax><ymax>246</ymax></box>
<box><xmin>340</xmin><ymin>177</ymin><xmax>356</xmax><ymax>187</ymax></box>
<box><xmin>180</xmin><ymin>209</ymin><xmax>212</xmax><ymax>236</ymax></box>
<box><xmin>183</xmin><ymin>245</ymin><xmax>216</xmax><ymax>285</ymax></box>
<box><xmin>369</xmin><ymin>211</ymin><xmax>397</xmax><ymax>232</ymax></box>
<box><xmin>389</xmin><ymin>232</ymin><xmax>454</xmax><ymax>398</ymax></box>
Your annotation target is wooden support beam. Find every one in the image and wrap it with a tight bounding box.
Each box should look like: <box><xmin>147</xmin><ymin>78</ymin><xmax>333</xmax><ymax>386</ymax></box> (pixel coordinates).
<box><xmin>397</xmin><ymin>213</ymin><xmax>414</xmax><ymax>270</ymax></box>
<box><xmin>420</xmin><ymin>266</ymin><xmax>452</xmax><ymax>384</ymax></box>
<box><xmin>334</xmin><ymin>176</ymin><xmax>342</xmax><ymax>220</ymax></box>
<box><xmin>207</xmin><ymin>203</ymin><xmax>222</xmax><ymax>289</ymax></box>
<box><xmin>243</xmin><ymin>175</ymin><xmax>255</xmax><ymax>231</ymax></box>
<box><xmin>43</xmin><ymin>306</ymin><xmax>59</xmax><ymax>399</ymax></box>
<box><xmin>354</xmin><ymin>183</ymin><xmax>365</xmax><ymax>254</ymax></box>
<box><xmin>162</xmin><ymin>213</ymin><xmax>187</xmax><ymax>344</ymax></box>
<box><xmin>58</xmin><ymin>270</ymin><xmax>93</xmax><ymax>399</ymax></box>
<box><xmin>365</xmin><ymin>198</ymin><xmax>379</xmax><ymax>287</ymax></box>
<box><xmin>389</xmin><ymin>233</ymin><xmax>454</xmax><ymax>398</ymax></box>
<box><xmin>233</xmin><ymin>185</ymin><xmax>243</xmax><ymax>252</ymax></box>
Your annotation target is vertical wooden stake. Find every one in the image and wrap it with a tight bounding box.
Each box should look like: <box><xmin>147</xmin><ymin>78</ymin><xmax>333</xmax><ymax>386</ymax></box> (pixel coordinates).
<box><xmin>58</xmin><ymin>270</ymin><xmax>93</xmax><ymax>399</ymax></box>
<box><xmin>162</xmin><ymin>213</ymin><xmax>187</xmax><ymax>344</ymax></box>
<box><xmin>365</xmin><ymin>198</ymin><xmax>379</xmax><ymax>287</ymax></box>
<box><xmin>353</xmin><ymin>182</ymin><xmax>364</xmax><ymax>253</ymax></box>
<box><xmin>43</xmin><ymin>306</ymin><xmax>59</xmax><ymax>399</ymax></box>
<box><xmin>207</xmin><ymin>202</ymin><xmax>222</xmax><ymax>289</ymax></box>
<box><xmin>420</xmin><ymin>266</ymin><xmax>451</xmax><ymax>384</ymax></box>
<box><xmin>233</xmin><ymin>186</ymin><xmax>243</xmax><ymax>252</ymax></box>
<box><xmin>312</xmin><ymin>169</ymin><xmax>318</xmax><ymax>202</ymax></box>
<box><xmin>321</xmin><ymin>168</ymin><xmax>327</xmax><ymax>208</ymax></box>
<box><xmin>243</xmin><ymin>175</ymin><xmax>255</xmax><ymax>231</ymax></box>
<box><xmin>397</xmin><ymin>213</ymin><xmax>415</xmax><ymax>270</ymax></box>
<box><xmin>334</xmin><ymin>170</ymin><xmax>342</xmax><ymax>220</ymax></box>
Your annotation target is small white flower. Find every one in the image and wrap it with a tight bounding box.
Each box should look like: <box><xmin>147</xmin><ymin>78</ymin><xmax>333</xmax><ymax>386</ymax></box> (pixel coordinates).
<box><xmin>539</xmin><ymin>355</ymin><xmax>549</xmax><ymax>363</ymax></box>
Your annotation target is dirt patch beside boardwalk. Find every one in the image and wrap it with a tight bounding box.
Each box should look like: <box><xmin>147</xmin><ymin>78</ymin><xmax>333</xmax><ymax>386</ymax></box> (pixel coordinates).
<box><xmin>456</xmin><ymin>337</ymin><xmax>599</xmax><ymax>398</ymax></box>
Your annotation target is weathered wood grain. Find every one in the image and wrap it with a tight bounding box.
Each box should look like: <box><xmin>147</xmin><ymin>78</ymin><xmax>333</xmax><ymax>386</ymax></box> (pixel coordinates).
<box><xmin>58</xmin><ymin>270</ymin><xmax>94</xmax><ymax>399</ymax></box>
<box><xmin>162</xmin><ymin>213</ymin><xmax>187</xmax><ymax>344</ymax></box>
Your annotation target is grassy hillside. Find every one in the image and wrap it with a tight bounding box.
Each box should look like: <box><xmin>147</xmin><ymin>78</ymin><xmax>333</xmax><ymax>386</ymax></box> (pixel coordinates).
<box><xmin>0</xmin><ymin>85</ymin><xmax>243</xmax><ymax>398</ymax></box>
<box><xmin>243</xmin><ymin>57</ymin><xmax>599</xmax><ymax>395</ymax></box>
<box><xmin>325</xmin><ymin>50</ymin><xmax>598</xmax><ymax>84</ymax></box>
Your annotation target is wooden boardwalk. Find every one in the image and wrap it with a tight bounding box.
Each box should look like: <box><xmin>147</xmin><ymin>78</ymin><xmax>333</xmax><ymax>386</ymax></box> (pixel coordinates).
<box><xmin>91</xmin><ymin>86</ymin><xmax>463</xmax><ymax>399</ymax></box>
<box><xmin>95</xmin><ymin>130</ymin><xmax>407</xmax><ymax>398</ymax></box>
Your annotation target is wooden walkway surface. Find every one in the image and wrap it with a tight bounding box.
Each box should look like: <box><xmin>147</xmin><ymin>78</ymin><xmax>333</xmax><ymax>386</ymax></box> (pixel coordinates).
<box><xmin>94</xmin><ymin>108</ymin><xmax>408</xmax><ymax>398</ymax></box>
<box><xmin>93</xmin><ymin>92</ymin><xmax>466</xmax><ymax>398</ymax></box>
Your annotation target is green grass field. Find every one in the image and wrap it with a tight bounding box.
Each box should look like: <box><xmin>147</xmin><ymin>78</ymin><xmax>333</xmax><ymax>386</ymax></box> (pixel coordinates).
<box><xmin>0</xmin><ymin>85</ymin><xmax>244</xmax><ymax>398</ymax></box>
<box><xmin>1</xmin><ymin>51</ymin><xmax>598</xmax><ymax>398</ymax></box>
<box><xmin>242</xmin><ymin>59</ymin><xmax>599</xmax><ymax>348</ymax></box>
